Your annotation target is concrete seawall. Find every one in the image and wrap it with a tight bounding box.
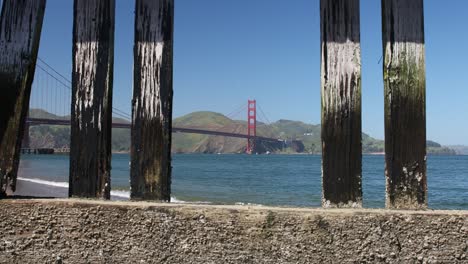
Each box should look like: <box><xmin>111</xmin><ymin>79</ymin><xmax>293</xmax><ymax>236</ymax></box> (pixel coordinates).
<box><xmin>0</xmin><ymin>199</ymin><xmax>466</xmax><ymax>263</ymax></box>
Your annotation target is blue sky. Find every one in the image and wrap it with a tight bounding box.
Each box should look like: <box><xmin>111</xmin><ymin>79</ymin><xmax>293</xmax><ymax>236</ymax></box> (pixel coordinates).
<box><xmin>3</xmin><ymin>0</ymin><xmax>468</xmax><ymax>145</ymax></box>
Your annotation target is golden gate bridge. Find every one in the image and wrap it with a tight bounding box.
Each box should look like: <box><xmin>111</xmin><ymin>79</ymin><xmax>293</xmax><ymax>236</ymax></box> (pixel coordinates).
<box><xmin>25</xmin><ymin>58</ymin><xmax>284</xmax><ymax>153</ymax></box>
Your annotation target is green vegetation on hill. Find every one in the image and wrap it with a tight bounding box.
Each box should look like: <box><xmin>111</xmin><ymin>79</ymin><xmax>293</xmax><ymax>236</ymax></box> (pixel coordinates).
<box><xmin>173</xmin><ymin>111</ymin><xmax>233</xmax><ymax>128</ymax></box>
<box><xmin>27</xmin><ymin>109</ymin><xmax>456</xmax><ymax>155</ymax></box>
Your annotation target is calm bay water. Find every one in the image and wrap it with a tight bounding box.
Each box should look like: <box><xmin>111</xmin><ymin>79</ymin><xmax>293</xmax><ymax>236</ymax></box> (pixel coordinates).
<box><xmin>18</xmin><ymin>154</ymin><xmax>468</xmax><ymax>210</ymax></box>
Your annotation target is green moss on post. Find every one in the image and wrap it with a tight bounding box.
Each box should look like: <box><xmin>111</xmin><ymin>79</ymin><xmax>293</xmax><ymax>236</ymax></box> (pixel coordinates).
<box><xmin>382</xmin><ymin>0</ymin><xmax>427</xmax><ymax>209</ymax></box>
<box><xmin>131</xmin><ymin>0</ymin><xmax>174</xmax><ymax>201</ymax></box>
<box><xmin>69</xmin><ymin>0</ymin><xmax>115</xmax><ymax>199</ymax></box>
<box><xmin>320</xmin><ymin>0</ymin><xmax>362</xmax><ymax>208</ymax></box>
<box><xmin>0</xmin><ymin>0</ymin><xmax>46</xmax><ymax>196</ymax></box>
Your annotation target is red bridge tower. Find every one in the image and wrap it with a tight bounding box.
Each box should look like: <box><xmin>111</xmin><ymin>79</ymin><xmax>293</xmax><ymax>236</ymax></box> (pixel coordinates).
<box><xmin>247</xmin><ymin>100</ymin><xmax>256</xmax><ymax>154</ymax></box>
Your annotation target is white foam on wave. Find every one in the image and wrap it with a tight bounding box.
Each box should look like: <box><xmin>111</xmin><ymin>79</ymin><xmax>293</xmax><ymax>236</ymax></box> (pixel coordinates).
<box><xmin>171</xmin><ymin>197</ymin><xmax>212</xmax><ymax>204</ymax></box>
<box><xmin>111</xmin><ymin>190</ymin><xmax>130</xmax><ymax>199</ymax></box>
<box><xmin>18</xmin><ymin>177</ymin><xmax>69</xmax><ymax>188</ymax></box>
<box><xmin>235</xmin><ymin>202</ymin><xmax>264</xmax><ymax>207</ymax></box>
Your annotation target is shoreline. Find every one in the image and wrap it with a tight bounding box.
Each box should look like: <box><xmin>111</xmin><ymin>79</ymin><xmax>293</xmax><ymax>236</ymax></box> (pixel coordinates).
<box><xmin>11</xmin><ymin>178</ymin><xmax>198</xmax><ymax>204</ymax></box>
<box><xmin>7</xmin><ymin>178</ymin><xmax>68</xmax><ymax>198</ymax></box>
<box><xmin>9</xmin><ymin>178</ymin><xmax>129</xmax><ymax>201</ymax></box>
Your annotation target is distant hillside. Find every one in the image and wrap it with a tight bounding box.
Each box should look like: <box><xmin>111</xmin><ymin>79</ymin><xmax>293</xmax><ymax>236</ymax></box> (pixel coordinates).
<box><xmin>29</xmin><ymin>108</ymin><xmax>68</xmax><ymax>120</ymax></box>
<box><xmin>27</xmin><ymin>109</ymin><xmax>456</xmax><ymax>155</ymax></box>
<box><xmin>173</xmin><ymin>112</ymin><xmax>243</xmax><ymax>153</ymax></box>
<box><xmin>427</xmin><ymin>141</ymin><xmax>457</xmax><ymax>155</ymax></box>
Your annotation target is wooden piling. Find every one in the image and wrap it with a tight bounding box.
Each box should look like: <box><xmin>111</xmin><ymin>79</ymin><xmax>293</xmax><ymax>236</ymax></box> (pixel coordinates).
<box><xmin>320</xmin><ymin>0</ymin><xmax>362</xmax><ymax>208</ymax></box>
<box><xmin>0</xmin><ymin>0</ymin><xmax>46</xmax><ymax>196</ymax></box>
<box><xmin>69</xmin><ymin>0</ymin><xmax>115</xmax><ymax>199</ymax></box>
<box><xmin>382</xmin><ymin>0</ymin><xmax>427</xmax><ymax>209</ymax></box>
<box><xmin>131</xmin><ymin>0</ymin><xmax>174</xmax><ymax>201</ymax></box>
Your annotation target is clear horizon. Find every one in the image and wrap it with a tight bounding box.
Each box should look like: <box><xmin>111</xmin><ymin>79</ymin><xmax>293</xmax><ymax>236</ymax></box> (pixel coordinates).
<box><xmin>3</xmin><ymin>0</ymin><xmax>468</xmax><ymax>145</ymax></box>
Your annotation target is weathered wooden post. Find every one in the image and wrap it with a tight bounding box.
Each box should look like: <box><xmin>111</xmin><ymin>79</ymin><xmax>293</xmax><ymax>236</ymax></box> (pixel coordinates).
<box><xmin>131</xmin><ymin>0</ymin><xmax>174</xmax><ymax>201</ymax></box>
<box><xmin>320</xmin><ymin>0</ymin><xmax>362</xmax><ymax>208</ymax></box>
<box><xmin>69</xmin><ymin>0</ymin><xmax>115</xmax><ymax>199</ymax></box>
<box><xmin>0</xmin><ymin>0</ymin><xmax>46</xmax><ymax>196</ymax></box>
<box><xmin>382</xmin><ymin>0</ymin><xmax>427</xmax><ymax>209</ymax></box>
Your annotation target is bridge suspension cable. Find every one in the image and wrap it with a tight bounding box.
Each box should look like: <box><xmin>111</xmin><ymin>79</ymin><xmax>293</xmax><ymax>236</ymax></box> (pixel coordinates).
<box><xmin>226</xmin><ymin>102</ymin><xmax>247</xmax><ymax>120</ymax></box>
<box><xmin>30</xmin><ymin>57</ymin><xmax>131</xmax><ymax>121</ymax></box>
<box><xmin>257</xmin><ymin>104</ymin><xmax>271</xmax><ymax>125</ymax></box>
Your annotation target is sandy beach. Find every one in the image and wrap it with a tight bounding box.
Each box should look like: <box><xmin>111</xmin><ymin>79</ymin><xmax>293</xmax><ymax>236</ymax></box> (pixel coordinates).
<box><xmin>7</xmin><ymin>178</ymin><xmax>68</xmax><ymax>198</ymax></box>
<box><xmin>8</xmin><ymin>178</ymin><xmax>129</xmax><ymax>200</ymax></box>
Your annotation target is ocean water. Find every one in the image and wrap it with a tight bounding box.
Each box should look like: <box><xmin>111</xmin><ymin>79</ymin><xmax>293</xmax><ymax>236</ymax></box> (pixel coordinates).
<box><xmin>17</xmin><ymin>154</ymin><xmax>468</xmax><ymax>210</ymax></box>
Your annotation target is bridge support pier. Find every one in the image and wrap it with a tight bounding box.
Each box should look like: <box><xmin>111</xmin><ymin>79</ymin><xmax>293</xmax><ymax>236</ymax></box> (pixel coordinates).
<box><xmin>0</xmin><ymin>0</ymin><xmax>46</xmax><ymax>195</ymax></box>
<box><xmin>131</xmin><ymin>0</ymin><xmax>174</xmax><ymax>201</ymax></box>
<box><xmin>69</xmin><ymin>0</ymin><xmax>115</xmax><ymax>199</ymax></box>
<box><xmin>320</xmin><ymin>0</ymin><xmax>362</xmax><ymax>208</ymax></box>
<box><xmin>246</xmin><ymin>100</ymin><xmax>257</xmax><ymax>154</ymax></box>
<box><xmin>382</xmin><ymin>0</ymin><xmax>427</xmax><ymax>209</ymax></box>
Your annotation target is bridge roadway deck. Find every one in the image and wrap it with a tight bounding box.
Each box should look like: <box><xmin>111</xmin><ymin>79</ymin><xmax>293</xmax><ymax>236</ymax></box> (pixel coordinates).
<box><xmin>26</xmin><ymin>118</ymin><xmax>282</xmax><ymax>142</ymax></box>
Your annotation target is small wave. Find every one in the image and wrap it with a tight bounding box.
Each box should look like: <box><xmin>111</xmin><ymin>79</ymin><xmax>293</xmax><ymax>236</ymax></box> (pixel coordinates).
<box><xmin>18</xmin><ymin>177</ymin><xmax>69</xmax><ymax>188</ymax></box>
<box><xmin>171</xmin><ymin>196</ymin><xmax>212</xmax><ymax>204</ymax></box>
<box><xmin>171</xmin><ymin>196</ymin><xmax>185</xmax><ymax>203</ymax></box>
<box><xmin>235</xmin><ymin>202</ymin><xmax>264</xmax><ymax>207</ymax></box>
<box><xmin>111</xmin><ymin>190</ymin><xmax>130</xmax><ymax>199</ymax></box>
<box><xmin>108</xmin><ymin>191</ymin><xmax>189</xmax><ymax>202</ymax></box>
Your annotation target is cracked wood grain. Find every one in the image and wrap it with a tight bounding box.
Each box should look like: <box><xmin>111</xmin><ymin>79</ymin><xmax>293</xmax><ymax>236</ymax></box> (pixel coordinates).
<box><xmin>320</xmin><ymin>0</ymin><xmax>362</xmax><ymax>208</ymax></box>
<box><xmin>69</xmin><ymin>0</ymin><xmax>115</xmax><ymax>199</ymax></box>
<box><xmin>382</xmin><ymin>0</ymin><xmax>427</xmax><ymax>209</ymax></box>
<box><xmin>131</xmin><ymin>0</ymin><xmax>174</xmax><ymax>201</ymax></box>
<box><xmin>0</xmin><ymin>0</ymin><xmax>46</xmax><ymax>196</ymax></box>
